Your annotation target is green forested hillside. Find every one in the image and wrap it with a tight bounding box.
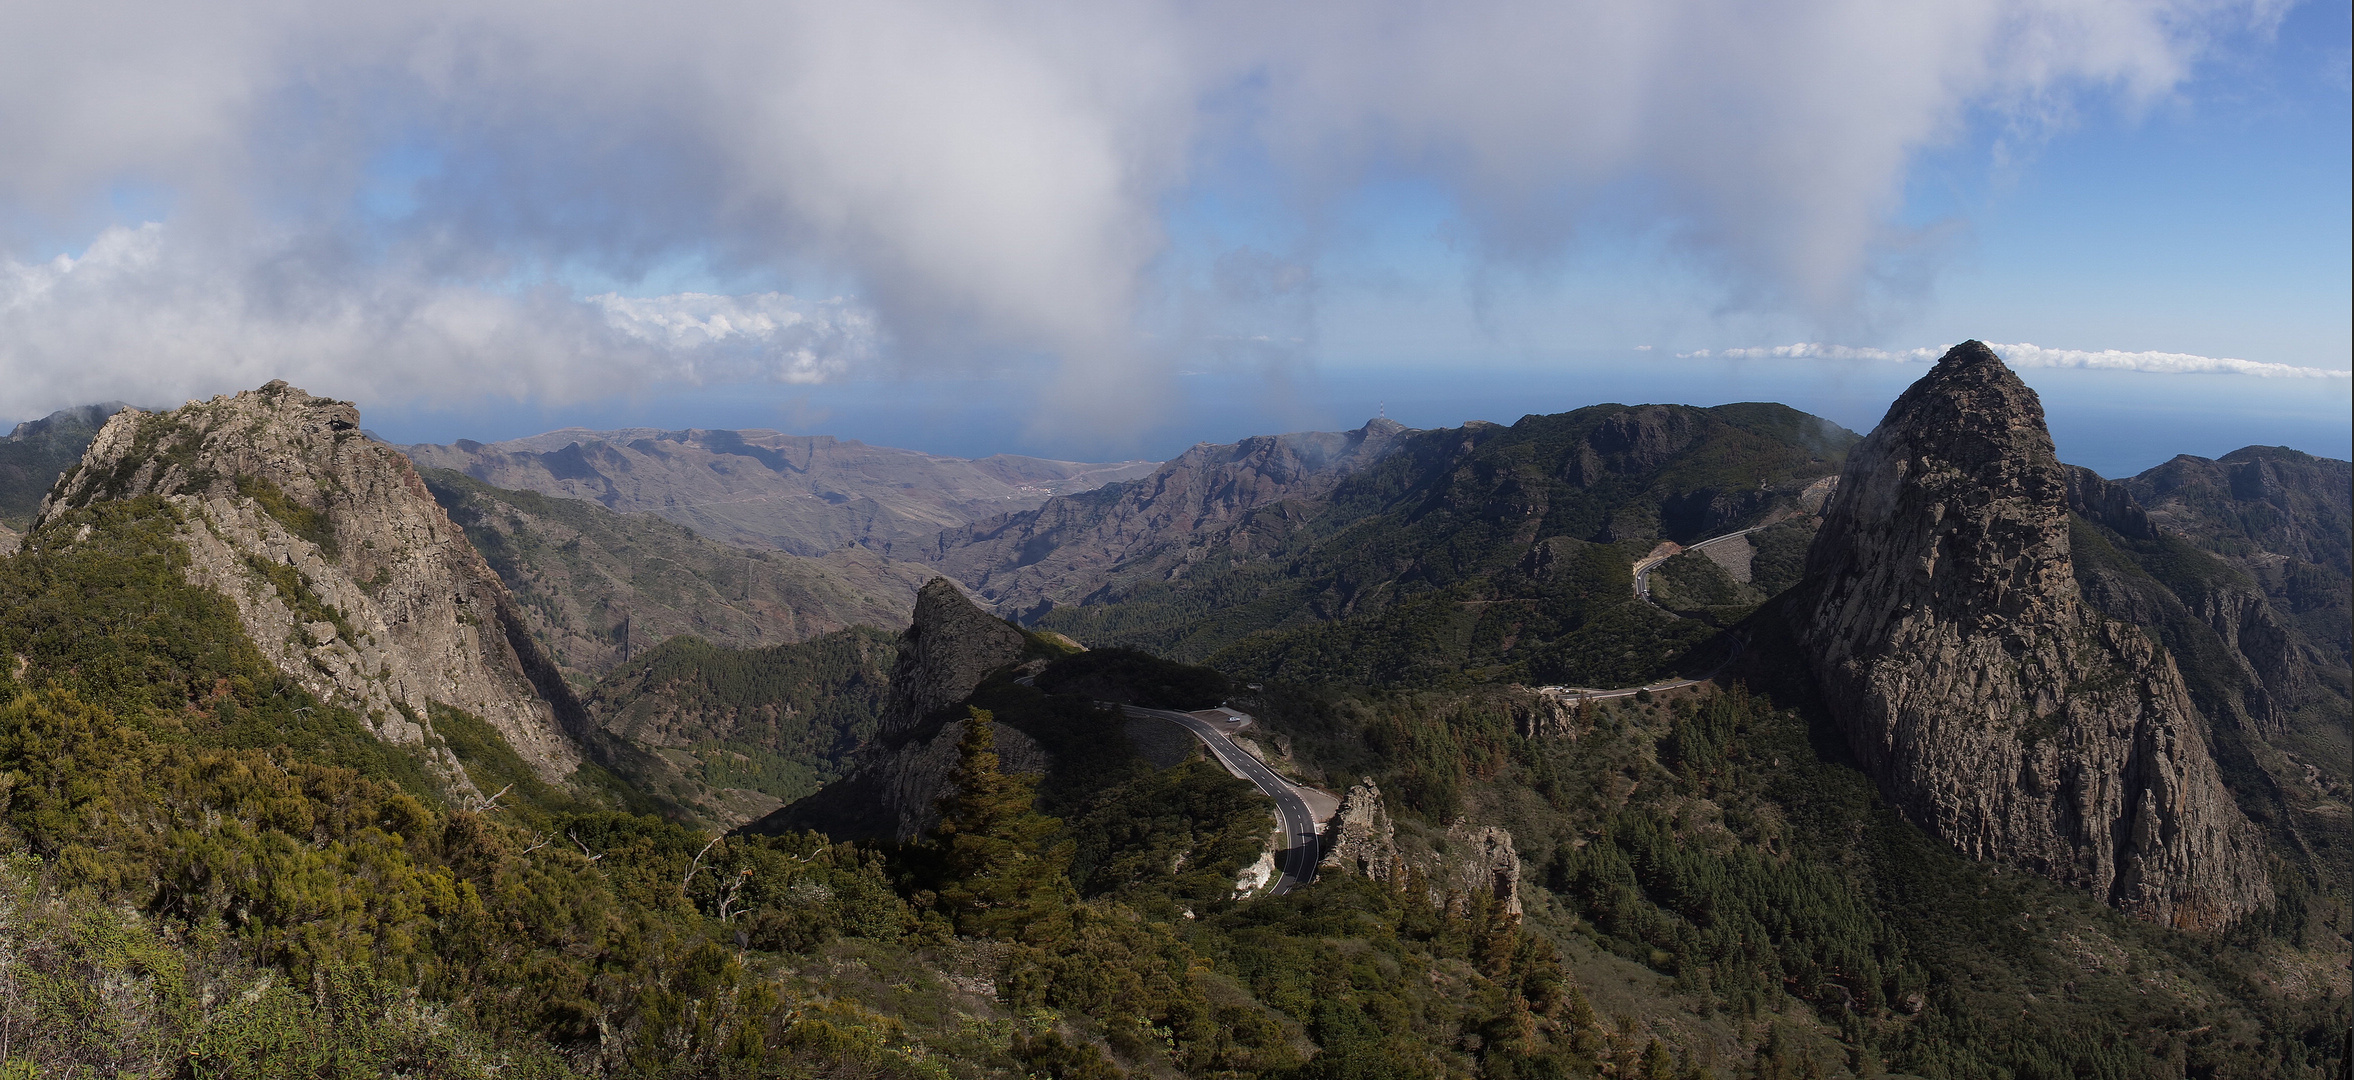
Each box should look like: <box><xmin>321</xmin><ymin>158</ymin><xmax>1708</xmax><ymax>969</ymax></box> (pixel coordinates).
<box><xmin>1034</xmin><ymin>403</ymin><xmax>1854</xmax><ymax>690</ymax></box>
<box><xmin>1238</xmin><ymin>650</ymin><xmax>2348</xmax><ymax>1079</ymax></box>
<box><xmin>0</xmin><ymin>501</ymin><xmax>1603</xmax><ymax>1078</ymax></box>
<box><xmin>581</xmin><ymin>628</ymin><xmax>897</xmax><ymax>825</ymax></box>
<box><xmin>0</xmin><ymin>488</ymin><xmax>2344</xmax><ymax>1078</ymax></box>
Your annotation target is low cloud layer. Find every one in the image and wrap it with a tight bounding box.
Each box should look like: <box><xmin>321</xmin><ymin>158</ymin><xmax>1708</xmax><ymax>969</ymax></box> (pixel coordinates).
<box><xmin>0</xmin><ymin>0</ymin><xmax>2292</xmax><ymax>419</ymax></box>
<box><xmin>1683</xmin><ymin>341</ymin><xmax>2350</xmax><ymax>378</ymax></box>
<box><xmin>0</xmin><ymin>224</ymin><xmax>877</xmax><ymax>411</ymax></box>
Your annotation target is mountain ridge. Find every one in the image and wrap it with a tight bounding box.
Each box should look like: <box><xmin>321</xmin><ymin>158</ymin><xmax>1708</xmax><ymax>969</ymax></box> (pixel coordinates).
<box><xmin>404</xmin><ymin>426</ymin><xmax>1158</xmax><ymax>557</ymax></box>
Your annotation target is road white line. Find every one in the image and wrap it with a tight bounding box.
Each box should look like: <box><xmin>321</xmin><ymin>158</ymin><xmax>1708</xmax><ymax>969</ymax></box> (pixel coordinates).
<box><xmin>1121</xmin><ymin>705</ymin><xmax>1321</xmax><ymax>894</ymax></box>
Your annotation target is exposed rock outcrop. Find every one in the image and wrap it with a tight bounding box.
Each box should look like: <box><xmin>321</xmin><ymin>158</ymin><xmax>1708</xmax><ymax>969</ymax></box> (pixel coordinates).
<box><xmin>881</xmin><ymin>578</ymin><xmax>1030</xmax><ymax>738</ymax></box>
<box><xmin>40</xmin><ymin>383</ymin><xmax>585</xmax><ymax>783</ymax></box>
<box><xmin>1442</xmin><ymin>822</ymin><xmax>1523</xmax><ymax>918</ymax></box>
<box><xmin>1791</xmin><ymin>342</ymin><xmax>2269</xmax><ymax>929</ymax></box>
<box><xmin>746</xmin><ymin>575</ymin><xmax>1041</xmax><ymax>841</ymax></box>
<box><xmin>1319</xmin><ymin>778</ymin><xmax>1400</xmax><ymax>881</ymax></box>
<box><xmin>1317</xmin><ymin>778</ymin><xmax>1522</xmax><ymax>915</ymax></box>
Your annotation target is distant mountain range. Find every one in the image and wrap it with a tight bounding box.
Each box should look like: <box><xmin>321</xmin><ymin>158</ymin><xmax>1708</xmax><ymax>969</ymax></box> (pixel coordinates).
<box><xmin>404</xmin><ymin>427</ymin><xmax>1158</xmax><ymax>556</ymax></box>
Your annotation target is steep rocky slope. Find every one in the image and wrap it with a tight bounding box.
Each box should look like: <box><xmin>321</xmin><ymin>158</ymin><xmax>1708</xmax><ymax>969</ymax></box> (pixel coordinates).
<box><xmin>2128</xmin><ymin>446</ymin><xmax>2353</xmax><ymax>575</ymax></box>
<box><xmin>1790</xmin><ymin>342</ymin><xmax>2268</xmax><ymax>928</ymax></box>
<box><xmin>2124</xmin><ymin>446</ymin><xmax>2352</xmax><ymax>710</ymax></box>
<box><xmin>746</xmin><ymin>578</ymin><xmax>1051</xmax><ymax>841</ymax></box>
<box><xmin>2066</xmin><ymin>467</ymin><xmax>2330</xmax><ymax>738</ymax></box>
<box><xmin>39</xmin><ymin>382</ymin><xmax>588</xmax><ymax>786</ymax></box>
<box><xmin>405</xmin><ymin>427</ymin><xmax>1157</xmax><ymax>556</ymax></box>
<box><xmin>419</xmin><ymin>467</ymin><xmax>930</xmax><ymax>680</ymax></box>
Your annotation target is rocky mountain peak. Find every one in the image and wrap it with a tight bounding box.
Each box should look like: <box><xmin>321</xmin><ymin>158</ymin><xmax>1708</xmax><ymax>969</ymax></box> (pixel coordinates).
<box><xmin>1793</xmin><ymin>341</ymin><xmax>2269</xmax><ymax>929</ymax></box>
<box><xmin>1802</xmin><ymin>339</ymin><xmax>2077</xmax><ymax>633</ymax></box>
<box><xmin>41</xmin><ymin>382</ymin><xmax>586</xmax><ymax>785</ymax></box>
<box><xmin>878</xmin><ymin>577</ymin><xmax>1029</xmax><ymax>739</ymax></box>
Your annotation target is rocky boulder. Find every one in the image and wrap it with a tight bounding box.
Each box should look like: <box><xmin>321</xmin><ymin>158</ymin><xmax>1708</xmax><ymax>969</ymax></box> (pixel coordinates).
<box><xmin>1319</xmin><ymin>777</ymin><xmax>1400</xmax><ymax>881</ymax></box>
<box><xmin>1440</xmin><ymin>823</ymin><xmax>1523</xmax><ymax>918</ymax></box>
<box><xmin>1791</xmin><ymin>342</ymin><xmax>2269</xmax><ymax>929</ymax></box>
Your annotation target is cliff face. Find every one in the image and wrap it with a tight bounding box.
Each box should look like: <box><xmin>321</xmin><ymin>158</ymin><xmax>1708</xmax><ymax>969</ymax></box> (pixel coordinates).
<box><xmin>1791</xmin><ymin>343</ymin><xmax>2269</xmax><ymax>929</ymax></box>
<box><xmin>41</xmin><ymin>383</ymin><xmax>584</xmax><ymax>783</ymax></box>
<box><xmin>881</xmin><ymin>578</ymin><xmax>1031</xmax><ymax>738</ymax></box>
<box><xmin>747</xmin><ymin>575</ymin><xmax>1042</xmax><ymax>841</ymax></box>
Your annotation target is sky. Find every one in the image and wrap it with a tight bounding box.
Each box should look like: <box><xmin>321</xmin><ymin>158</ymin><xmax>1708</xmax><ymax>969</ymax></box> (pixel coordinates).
<box><xmin>2</xmin><ymin>0</ymin><xmax>2347</xmax><ymax>477</ymax></box>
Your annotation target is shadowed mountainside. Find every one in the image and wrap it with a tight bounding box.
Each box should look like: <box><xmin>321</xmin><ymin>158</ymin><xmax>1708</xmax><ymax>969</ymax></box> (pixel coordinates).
<box><xmin>579</xmin><ymin>627</ymin><xmax>898</xmax><ymax>828</ymax></box>
<box><xmin>0</xmin><ymin>402</ymin><xmax>130</xmax><ymax>538</ymax></box>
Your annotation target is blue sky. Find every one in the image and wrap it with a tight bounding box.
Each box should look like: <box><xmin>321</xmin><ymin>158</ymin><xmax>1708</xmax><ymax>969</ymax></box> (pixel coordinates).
<box><xmin>2</xmin><ymin>0</ymin><xmax>2347</xmax><ymax>473</ymax></box>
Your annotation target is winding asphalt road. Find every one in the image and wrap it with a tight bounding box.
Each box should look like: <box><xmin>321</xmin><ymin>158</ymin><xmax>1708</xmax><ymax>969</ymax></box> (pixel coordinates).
<box><xmin>1109</xmin><ymin>521</ymin><xmax>1778</xmax><ymax>895</ymax></box>
<box><xmin>1120</xmin><ymin>705</ymin><xmax>1321</xmax><ymax>894</ymax></box>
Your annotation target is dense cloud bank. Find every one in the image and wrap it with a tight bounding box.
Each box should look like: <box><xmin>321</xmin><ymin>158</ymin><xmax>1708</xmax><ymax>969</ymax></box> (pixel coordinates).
<box><xmin>0</xmin><ymin>0</ymin><xmax>2288</xmax><ymax>414</ymax></box>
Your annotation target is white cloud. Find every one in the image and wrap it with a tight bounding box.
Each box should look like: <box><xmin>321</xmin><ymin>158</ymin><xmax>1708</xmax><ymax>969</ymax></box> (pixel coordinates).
<box><xmin>592</xmin><ymin>292</ymin><xmax>878</xmax><ymax>385</ymax></box>
<box><xmin>1679</xmin><ymin>341</ymin><xmax>2351</xmax><ymax>377</ymax></box>
<box><xmin>0</xmin><ymin>0</ymin><xmax>2289</xmax><ymax>416</ymax></box>
<box><xmin>0</xmin><ymin>223</ymin><xmax>879</xmax><ymax>417</ymax></box>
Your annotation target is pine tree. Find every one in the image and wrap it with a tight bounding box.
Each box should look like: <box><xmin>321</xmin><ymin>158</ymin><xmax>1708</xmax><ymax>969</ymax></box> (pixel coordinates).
<box><xmin>932</xmin><ymin>708</ymin><xmax>1074</xmax><ymax>937</ymax></box>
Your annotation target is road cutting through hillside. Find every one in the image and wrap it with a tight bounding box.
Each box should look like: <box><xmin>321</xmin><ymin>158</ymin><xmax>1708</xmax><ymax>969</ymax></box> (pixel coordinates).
<box><xmin>1560</xmin><ymin>522</ymin><xmax>1773</xmax><ymax>702</ymax></box>
<box><xmin>1115</xmin><ymin>521</ymin><xmax>1777</xmax><ymax>894</ymax></box>
<box><xmin>1120</xmin><ymin>705</ymin><xmax>1327</xmax><ymax>895</ymax></box>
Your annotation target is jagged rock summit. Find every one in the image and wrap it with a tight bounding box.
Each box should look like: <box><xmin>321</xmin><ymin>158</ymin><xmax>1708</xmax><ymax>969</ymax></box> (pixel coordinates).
<box><xmin>880</xmin><ymin>577</ymin><xmax>1031</xmax><ymax>739</ymax></box>
<box><xmin>40</xmin><ymin>382</ymin><xmax>586</xmax><ymax>786</ymax></box>
<box><xmin>745</xmin><ymin>575</ymin><xmax>1047</xmax><ymax>841</ymax></box>
<box><xmin>1791</xmin><ymin>342</ymin><xmax>2268</xmax><ymax>929</ymax></box>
